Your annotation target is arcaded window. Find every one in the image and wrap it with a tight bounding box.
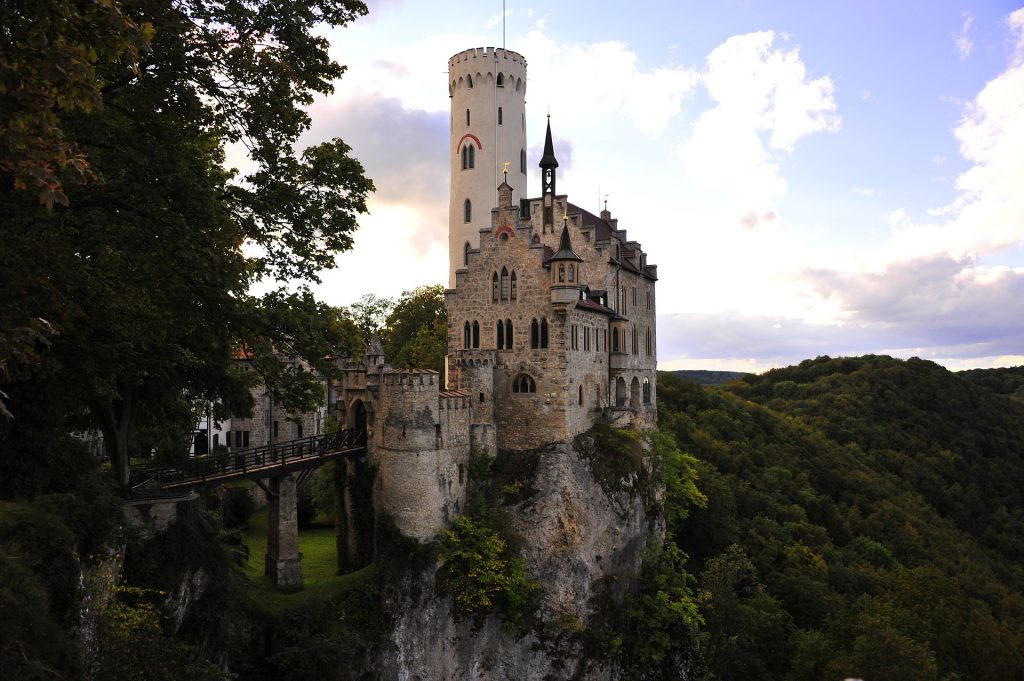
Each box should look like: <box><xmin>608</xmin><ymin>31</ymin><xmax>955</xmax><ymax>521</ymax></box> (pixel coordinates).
<box><xmin>541</xmin><ymin>318</ymin><xmax>549</xmax><ymax>348</ymax></box>
<box><xmin>643</xmin><ymin>378</ymin><xmax>652</xmax><ymax>404</ymax></box>
<box><xmin>500</xmin><ymin>267</ymin><xmax>509</xmax><ymax>300</ymax></box>
<box><xmin>472</xmin><ymin>321</ymin><xmax>480</xmax><ymax>348</ymax></box>
<box><xmin>492</xmin><ymin>272</ymin><xmax>499</xmax><ymax>302</ymax></box>
<box><xmin>510</xmin><ymin>271</ymin><xmax>517</xmax><ymax>301</ymax></box>
<box><xmin>463</xmin><ymin>321</ymin><xmax>471</xmax><ymax>349</ymax></box>
<box><xmin>512</xmin><ymin>374</ymin><xmax>536</xmax><ymax>394</ymax></box>
<box><xmin>464</xmin><ymin>198</ymin><xmax>472</xmax><ymax>223</ymax></box>
<box><xmin>462</xmin><ymin>144</ymin><xmax>475</xmax><ymax>169</ymax></box>
<box><xmin>531</xmin><ymin>318</ymin><xmax>539</xmax><ymax>348</ymax></box>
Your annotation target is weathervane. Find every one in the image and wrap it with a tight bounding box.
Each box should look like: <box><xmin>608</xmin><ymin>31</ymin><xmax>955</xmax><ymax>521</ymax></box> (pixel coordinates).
<box><xmin>502</xmin><ymin>161</ymin><xmax>510</xmax><ymax>180</ymax></box>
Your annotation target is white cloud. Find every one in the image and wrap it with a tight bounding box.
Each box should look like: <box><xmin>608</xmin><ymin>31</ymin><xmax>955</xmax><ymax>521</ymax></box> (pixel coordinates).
<box><xmin>677</xmin><ymin>31</ymin><xmax>839</xmax><ymax>213</ymax></box>
<box><xmin>851</xmin><ymin>185</ymin><xmax>874</xmax><ymax>197</ymax></box>
<box><xmin>516</xmin><ymin>31</ymin><xmax>701</xmax><ymax>137</ymax></box>
<box><xmin>886</xmin><ymin>10</ymin><xmax>1024</xmax><ymax>262</ymax></box>
<box><xmin>954</xmin><ymin>11</ymin><xmax>975</xmax><ymax>60</ymax></box>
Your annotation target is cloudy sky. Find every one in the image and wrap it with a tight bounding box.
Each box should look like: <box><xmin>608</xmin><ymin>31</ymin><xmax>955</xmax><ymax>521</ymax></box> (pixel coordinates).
<box><xmin>282</xmin><ymin>0</ymin><xmax>1024</xmax><ymax>372</ymax></box>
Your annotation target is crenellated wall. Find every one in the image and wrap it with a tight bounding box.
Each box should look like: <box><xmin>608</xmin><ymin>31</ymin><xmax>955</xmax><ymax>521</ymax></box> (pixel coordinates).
<box><xmin>371</xmin><ymin>370</ymin><xmax>472</xmax><ymax>541</ymax></box>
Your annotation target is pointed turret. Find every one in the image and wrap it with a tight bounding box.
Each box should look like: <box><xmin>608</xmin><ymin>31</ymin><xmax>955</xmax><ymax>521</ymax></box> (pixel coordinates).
<box><xmin>549</xmin><ymin>216</ymin><xmax>583</xmax><ymax>304</ymax></box>
<box><xmin>551</xmin><ymin>221</ymin><xmax>582</xmax><ymax>262</ymax></box>
<box><xmin>540</xmin><ymin>117</ymin><xmax>559</xmax><ymax>232</ymax></box>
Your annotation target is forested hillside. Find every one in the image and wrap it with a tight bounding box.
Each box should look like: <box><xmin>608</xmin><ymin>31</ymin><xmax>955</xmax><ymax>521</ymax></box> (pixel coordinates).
<box><xmin>659</xmin><ymin>356</ymin><xmax>1024</xmax><ymax>680</ymax></box>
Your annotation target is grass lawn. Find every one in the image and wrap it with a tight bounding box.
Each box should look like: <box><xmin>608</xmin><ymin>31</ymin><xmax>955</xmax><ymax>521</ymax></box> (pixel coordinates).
<box><xmin>240</xmin><ymin>506</ymin><xmax>372</xmax><ymax>615</ymax></box>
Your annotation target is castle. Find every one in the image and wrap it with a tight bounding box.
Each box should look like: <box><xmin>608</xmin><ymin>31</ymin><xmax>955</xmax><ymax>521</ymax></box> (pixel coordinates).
<box><xmin>328</xmin><ymin>47</ymin><xmax>659</xmax><ymax>546</ymax></box>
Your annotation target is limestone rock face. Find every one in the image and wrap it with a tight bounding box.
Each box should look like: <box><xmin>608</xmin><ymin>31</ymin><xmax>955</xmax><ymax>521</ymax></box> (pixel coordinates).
<box><xmin>377</xmin><ymin>439</ymin><xmax>660</xmax><ymax>680</ymax></box>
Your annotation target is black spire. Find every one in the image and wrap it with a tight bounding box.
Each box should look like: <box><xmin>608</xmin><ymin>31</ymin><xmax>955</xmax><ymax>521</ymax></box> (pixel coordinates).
<box><xmin>540</xmin><ymin>117</ymin><xmax>559</xmax><ymax>170</ymax></box>
<box><xmin>550</xmin><ymin>220</ymin><xmax>582</xmax><ymax>262</ymax></box>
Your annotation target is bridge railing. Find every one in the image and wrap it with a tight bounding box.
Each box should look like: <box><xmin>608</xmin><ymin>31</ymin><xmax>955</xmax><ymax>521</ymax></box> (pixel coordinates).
<box><xmin>136</xmin><ymin>429</ymin><xmax>367</xmax><ymax>488</ymax></box>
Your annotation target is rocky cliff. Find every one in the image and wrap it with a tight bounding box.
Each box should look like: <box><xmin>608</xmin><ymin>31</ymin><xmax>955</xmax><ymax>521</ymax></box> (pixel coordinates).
<box><xmin>378</xmin><ymin>435</ymin><xmax>662</xmax><ymax>680</ymax></box>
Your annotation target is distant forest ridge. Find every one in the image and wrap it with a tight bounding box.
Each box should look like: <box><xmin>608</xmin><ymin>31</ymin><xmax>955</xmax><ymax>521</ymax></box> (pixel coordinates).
<box><xmin>670</xmin><ymin>369</ymin><xmax>750</xmax><ymax>386</ymax></box>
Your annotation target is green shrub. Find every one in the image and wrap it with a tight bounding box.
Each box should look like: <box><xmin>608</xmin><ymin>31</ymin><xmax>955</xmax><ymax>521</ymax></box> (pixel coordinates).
<box><xmin>439</xmin><ymin>515</ymin><xmax>541</xmax><ymax>634</ymax></box>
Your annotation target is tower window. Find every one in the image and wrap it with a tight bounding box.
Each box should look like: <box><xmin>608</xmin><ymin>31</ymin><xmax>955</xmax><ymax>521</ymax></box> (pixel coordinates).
<box><xmin>492</xmin><ymin>272</ymin><xmax>499</xmax><ymax>302</ymax></box>
<box><xmin>464</xmin><ymin>198</ymin><xmax>472</xmax><ymax>223</ymax></box>
<box><xmin>579</xmin><ymin>385</ymin><xmax>584</xmax><ymax>405</ymax></box>
<box><xmin>568</xmin><ymin>264</ymin><xmax>575</xmax><ymax>282</ymax></box>
<box><xmin>512</xmin><ymin>374</ymin><xmax>536</xmax><ymax>394</ymax></box>
<box><xmin>531</xmin><ymin>318</ymin><xmax>539</xmax><ymax>349</ymax></box>
<box><xmin>461</xmin><ymin>144</ymin><xmax>475</xmax><ymax>170</ymax></box>
<box><xmin>464</xmin><ymin>321</ymin><xmax>471</xmax><ymax>349</ymax></box>
<box><xmin>496</xmin><ymin>320</ymin><xmax>504</xmax><ymax>349</ymax></box>
<box><xmin>500</xmin><ymin>266</ymin><xmax>509</xmax><ymax>301</ymax></box>
<box><xmin>520</xmin><ymin>148</ymin><xmax>526</xmax><ymax>174</ymax></box>
<box><xmin>643</xmin><ymin>378</ymin><xmax>652</xmax><ymax>404</ymax></box>
<box><xmin>510</xmin><ymin>271</ymin><xmax>517</xmax><ymax>300</ymax></box>
<box><xmin>505</xmin><ymin>319</ymin><xmax>513</xmax><ymax>349</ymax></box>
<box><xmin>472</xmin><ymin>321</ymin><xmax>480</xmax><ymax>348</ymax></box>
<box><xmin>464</xmin><ymin>241</ymin><xmax>471</xmax><ymax>266</ymax></box>
<box><xmin>467</xmin><ymin>75</ymin><xmax>473</xmax><ymax>89</ymax></box>
<box><xmin>497</xmin><ymin>73</ymin><xmax>504</xmax><ymax>87</ymax></box>
<box><xmin>541</xmin><ymin>318</ymin><xmax>549</xmax><ymax>348</ymax></box>
<box><xmin>558</xmin><ymin>264</ymin><xmax>565</xmax><ymax>282</ymax></box>
<box><xmin>498</xmin><ymin>107</ymin><xmax>503</xmax><ymax>125</ymax></box>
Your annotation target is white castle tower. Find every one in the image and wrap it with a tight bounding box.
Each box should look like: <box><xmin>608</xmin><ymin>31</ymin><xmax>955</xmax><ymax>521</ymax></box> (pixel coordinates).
<box><xmin>447</xmin><ymin>47</ymin><xmax>528</xmax><ymax>285</ymax></box>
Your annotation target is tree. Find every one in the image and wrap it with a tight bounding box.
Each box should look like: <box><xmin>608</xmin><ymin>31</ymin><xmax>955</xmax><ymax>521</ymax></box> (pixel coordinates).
<box><xmin>0</xmin><ymin>0</ymin><xmax>374</xmax><ymax>489</ymax></box>
<box><xmin>381</xmin><ymin>285</ymin><xmax>447</xmax><ymax>377</ymax></box>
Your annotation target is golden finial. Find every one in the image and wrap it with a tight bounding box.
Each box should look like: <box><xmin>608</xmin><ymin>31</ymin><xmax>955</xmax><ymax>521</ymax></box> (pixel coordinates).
<box><xmin>502</xmin><ymin>161</ymin><xmax>510</xmax><ymax>176</ymax></box>
<box><xmin>562</xmin><ymin>210</ymin><xmax>568</xmax><ymax>223</ymax></box>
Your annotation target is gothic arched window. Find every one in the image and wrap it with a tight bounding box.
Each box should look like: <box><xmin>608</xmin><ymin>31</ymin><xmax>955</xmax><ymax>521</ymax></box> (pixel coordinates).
<box><xmin>510</xmin><ymin>271</ymin><xmax>517</xmax><ymax>301</ymax></box>
<box><xmin>461</xmin><ymin>144</ymin><xmax>474</xmax><ymax>169</ymax></box>
<box><xmin>500</xmin><ymin>267</ymin><xmax>509</xmax><ymax>300</ymax></box>
<box><xmin>568</xmin><ymin>264</ymin><xmax>575</xmax><ymax>282</ymax></box>
<box><xmin>643</xmin><ymin>378</ymin><xmax>652</xmax><ymax>404</ymax></box>
<box><xmin>512</xmin><ymin>374</ymin><xmax>536</xmax><ymax>394</ymax></box>
<box><xmin>463</xmin><ymin>321</ymin><xmax>471</xmax><ymax>349</ymax></box>
<box><xmin>540</xmin><ymin>318</ymin><xmax>549</xmax><ymax>348</ymax></box>
<box><xmin>496</xmin><ymin>73</ymin><xmax>505</xmax><ymax>87</ymax></box>
<box><xmin>531</xmin><ymin>319</ymin><xmax>539</xmax><ymax>349</ymax></box>
<box><xmin>467</xmin><ymin>75</ymin><xmax>473</xmax><ymax>89</ymax></box>
<box><xmin>504</xmin><ymin>319</ymin><xmax>513</xmax><ymax>349</ymax></box>
<box><xmin>491</xmin><ymin>272</ymin><xmax>499</xmax><ymax>302</ymax></box>
<box><xmin>464</xmin><ymin>198</ymin><xmax>472</xmax><ymax>223</ymax></box>
<box><xmin>496</xmin><ymin>320</ymin><xmax>504</xmax><ymax>349</ymax></box>
<box><xmin>472</xmin><ymin>321</ymin><xmax>480</xmax><ymax>348</ymax></box>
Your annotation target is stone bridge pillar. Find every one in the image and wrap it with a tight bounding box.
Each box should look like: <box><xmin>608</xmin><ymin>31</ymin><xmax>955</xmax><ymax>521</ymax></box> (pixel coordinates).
<box><xmin>265</xmin><ymin>474</ymin><xmax>303</xmax><ymax>591</ymax></box>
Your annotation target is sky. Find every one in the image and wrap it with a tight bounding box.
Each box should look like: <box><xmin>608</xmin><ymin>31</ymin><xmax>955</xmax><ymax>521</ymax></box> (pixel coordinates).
<box><xmin>269</xmin><ymin>0</ymin><xmax>1024</xmax><ymax>373</ymax></box>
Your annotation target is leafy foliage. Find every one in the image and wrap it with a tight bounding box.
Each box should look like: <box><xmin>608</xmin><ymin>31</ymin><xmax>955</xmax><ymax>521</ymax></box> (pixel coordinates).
<box><xmin>657</xmin><ymin>356</ymin><xmax>1024</xmax><ymax>680</ymax></box>
<box><xmin>381</xmin><ymin>285</ymin><xmax>447</xmax><ymax>377</ymax></box>
<box><xmin>1</xmin><ymin>0</ymin><xmax>373</xmax><ymax>488</ymax></box>
<box><xmin>440</xmin><ymin>515</ymin><xmax>541</xmax><ymax>633</ymax></box>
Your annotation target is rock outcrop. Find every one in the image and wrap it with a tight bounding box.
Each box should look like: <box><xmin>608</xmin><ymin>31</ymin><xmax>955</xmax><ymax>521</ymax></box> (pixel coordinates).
<box><xmin>378</xmin><ymin>438</ymin><xmax>660</xmax><ymax>680</ymax></box>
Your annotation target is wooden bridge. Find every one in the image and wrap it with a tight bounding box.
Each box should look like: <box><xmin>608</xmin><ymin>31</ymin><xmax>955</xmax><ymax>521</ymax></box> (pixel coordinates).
<box><xmin>133</xmin><ymin>429</ymin><xmax>367</xmax><ymax>491</ymax></box>
<box><xmin>132</xmin><ymin>429</ymin><xmax>367</xmax><ymax>593</ymax></box>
